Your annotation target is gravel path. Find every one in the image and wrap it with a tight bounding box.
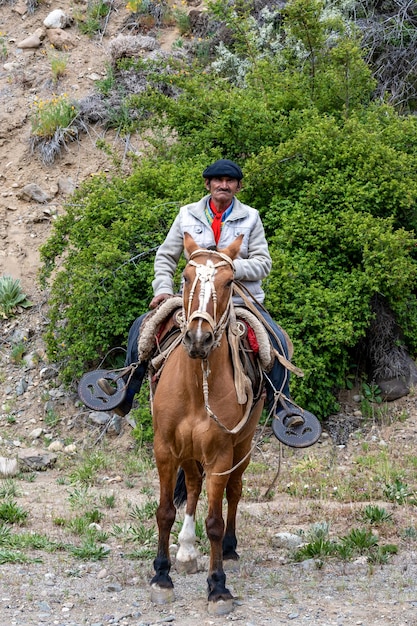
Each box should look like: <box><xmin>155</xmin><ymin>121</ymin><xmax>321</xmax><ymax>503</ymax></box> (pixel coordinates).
<box><xmin>2</xmin><ymin>541</ymin><xmax>417</xmax><ymax>625</ymax></box>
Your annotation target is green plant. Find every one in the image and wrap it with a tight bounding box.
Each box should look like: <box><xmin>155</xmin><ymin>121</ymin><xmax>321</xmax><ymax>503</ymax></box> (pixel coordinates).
<box><xmin>67</xmin><ymin>537</ymin><xmax>109</xmax><ymax>560</ymax></box>
<box><xmin>367</xmin><ymin>544</ymin><xmax>398</xmax><ymax>565</ymax></box>
<box><xmin>0</xmin><ymin>32</ymin><xmax>8</xmax><ymax>60</ymax></box>
<box><xmin>29</xmin><ymin>94</ymin><xmax>82</xmax><ymax>165</ymax></box>
<box><xmin>171</xmin><ymin>6</ymin><xmax>190</xmax><ymax>35</ymax></box>
<box><xmin>10</xmin><ymin>342</ymin><xmax>26</xmax><ymax>364</ymax></box>
<box><xmin>100</xmin><ymin>493</ymin><xmax>116</xmax><ymax>508</ymax></box>
<box><xmin>0</xmin><ymin>480</ymin><xmax>20</xmax><ymax>499</ymax></box>
<box><xmin>125</xmin><ymin>0</ymin><xmax>169</xmax><ymax>27</ymax></box>
<box><xmin>128</xmin><ymin>500</ymin><xmax>158</xmax><ymax>522</ymax></box>
<box><xmin>67</xmin><ymin>486</ymin><xmax>95</xmax><ymax>509</ymax></box>
<box><xmin>130</xmin><ymin>381</ymin><xmax>154</xmax><ymax>444</ymax></box>
<box><xmin>340</xmin><ymin>528</ymin><xmax>379</xmax><ymax>554</ymax></box>
<box><xmin>67</xmin><ymin>510</ymin><xmax>103</xmax><ymax>535</ymax></box>
<box><xmin>48</xmin><ymin>50</ymin><xmax>68</xmax><ymax>82</ymax></box>
<box><xmin>30</xmin><ymin>95</ymin><xmax>78</xmax><ymax>139</ymax></box>
<box><xmin>360</xmin><ymin>505</ymin><xmax>393</xmax><ymax>525</ymax></box>
<box><xmin>384</xmin><ymin>478</ymin><xmax>415</xmax><ymax>505</ymax></box>
<box><xmin>294</xmin><ymin>537</ymin><xmax>337</xmax><ymax>561</ymax></box>
<box><xmin>75</xmin><ymin>0</ymin><xmax>111</xmax><ymax>36</ymax></box>
<box><xmin>0</xmin><ymin>276</ymin><xmax>32</xmax><ymax>319</ymax></box>
<box><xmin>68</xmin><ymin>452</ymin><xmax>106</xmax><ymax>485</ymax></box>
<box><xmin>44</xmin><ymin>407</ymin><xmax>61</xmax><ymax>428</ymax></box>
<box><xmin>0</xmin><ymin>500</ymin><xmax>28</xmax><ymax>524</ymax></box>
<box><xmin>0</xmin><ymin>549</ymin><xmax>39</xmax><ymax>564</ymax></box>
<box><xmin>129</xmin><ymin>523</ymin><xmax>157</xmax><ymax>545</ymax></box>
<box><xmin>401</xmin><ymin>527</ymin><xmax>417</xmax><ymax>541</ymax></box>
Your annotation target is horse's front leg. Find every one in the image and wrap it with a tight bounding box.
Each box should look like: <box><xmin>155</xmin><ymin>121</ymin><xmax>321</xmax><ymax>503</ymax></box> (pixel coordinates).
<box><xmin>151</xmin><ymin>454</ymin><xmax>177</xmax><ymax>604</ymax></box>
<box><xmin>205</xmin><ymin>474</ymin><xmax>234</xmax><ymax>615</ymax></box>
<box><xmin>176</xmin><ymin>460</ymin><xmax>203</xmax><ymax>574</ymax></box>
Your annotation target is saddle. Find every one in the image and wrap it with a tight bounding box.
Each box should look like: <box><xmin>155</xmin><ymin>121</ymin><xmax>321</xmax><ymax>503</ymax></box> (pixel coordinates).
<box><xmin>138</xmin><ymin>297</ymin><xmax>274</xmax><ymax>405</ymax></box>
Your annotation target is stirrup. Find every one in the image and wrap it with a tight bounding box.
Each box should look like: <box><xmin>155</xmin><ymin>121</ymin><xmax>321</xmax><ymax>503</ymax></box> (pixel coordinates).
<box><xmin>272</xmin><ymin>406</ymin><xmax>321</xmax><ymax>448</ymax></box>
<box><xmin>78</xmin><ymin>369</ymin><xmax>126</xmax><ymax>411</ymax></box>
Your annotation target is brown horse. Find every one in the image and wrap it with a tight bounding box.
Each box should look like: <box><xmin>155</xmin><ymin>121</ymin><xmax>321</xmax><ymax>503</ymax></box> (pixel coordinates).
<box><xmin>150</xmin><ymin>233</ymin><xmax>265</xmax><ymax>615</ymax></box>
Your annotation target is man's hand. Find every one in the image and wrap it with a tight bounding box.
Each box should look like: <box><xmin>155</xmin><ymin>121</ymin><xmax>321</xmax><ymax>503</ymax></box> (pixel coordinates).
<box><xmin>149</xmin><ymin>293</ymin><xmax>172</xmax><ymax>309</ymax></box>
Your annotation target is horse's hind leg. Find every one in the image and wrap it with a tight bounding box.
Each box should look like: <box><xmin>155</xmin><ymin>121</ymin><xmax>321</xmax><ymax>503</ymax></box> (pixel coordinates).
<box><xmin>222</xmin><ymin>470</ymin><xmax>244</xmax><ymax>563</ymax></box>
<box><xmin>176</xmin><ymin>460</ymin><xmax>203</xmax><ymax>574</ymax></box>
<box><xmin>222</xmin><ymin>450</ymin><xmax>251</xmax><ymax>564</ymax></box>
<box><xmin>151</xmin><ymin>454</ymin><xmax>177</xmax><ymax>604</ymax></box>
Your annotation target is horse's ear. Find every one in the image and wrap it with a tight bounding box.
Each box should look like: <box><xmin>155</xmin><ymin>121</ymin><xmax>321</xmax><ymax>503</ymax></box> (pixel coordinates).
<box><xmin>184</xmin><ymin>232</ymin><xmax>199</xmax><ymax>255</ymax></box>
<box><xmin>219</xmin><ymin>234</ymin><xmax>244</xmax><ymax>260</ymax></box>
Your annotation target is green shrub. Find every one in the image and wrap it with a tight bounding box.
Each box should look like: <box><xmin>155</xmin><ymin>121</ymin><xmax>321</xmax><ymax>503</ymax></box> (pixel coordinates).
<box><xmin>39</xmin><ymin>0</ymin><xmax>417</xmax><ymax>420</ymax></box>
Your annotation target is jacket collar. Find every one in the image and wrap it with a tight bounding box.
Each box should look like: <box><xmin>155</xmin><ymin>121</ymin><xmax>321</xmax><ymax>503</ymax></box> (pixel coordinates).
<box><xmin>189</xmin><ymin>195</ymin><xmax>249</xmax><ymax>222</ymax></box>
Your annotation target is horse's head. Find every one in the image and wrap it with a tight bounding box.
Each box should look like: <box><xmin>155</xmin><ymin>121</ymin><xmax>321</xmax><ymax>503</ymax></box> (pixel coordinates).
<box><xmin>182</xmin><ymin>232</ymin><xmax>243</xmax><ymax>359</ymax></box>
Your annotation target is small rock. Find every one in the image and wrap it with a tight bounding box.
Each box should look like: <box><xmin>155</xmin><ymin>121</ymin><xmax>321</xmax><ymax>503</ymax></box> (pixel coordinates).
<box><xmin>17</xmin><ymin>34</ymin><xmax>43</xmax><ymax>49</ymax></box>
<box><xmin>16</xmin><ymin>377</ymin><xmax>29</xmax><ymax>396</ymax></box>
<box><xmin>106</xmin><ymin>583</ymin><xmax>122</xmax><ymax>592</ymax></box>
<box><xmin>46</xmin><ymin>28</ymin><xmax>75</xmax><ymax>50</ymax></box>
<box><xmin>28</xmin><ymin>427</ymin><xmax>43</xmax><ymax>439</ymax></box>
<box><xmin>48</xmin><ymin>440</ymin><xmax>64</xmax><ymax>452</ymax></box>
<box><xmin>3</xmin><ymin>61</ymin><xmax>20</xmax><ymax>71</ymax></box>
<box><xmin>17</xmin><ymin>183</ymin><xmax>51</xmax><ymax>203</ymax></box>
<box><xmin>12</xmin><ymin>0</ymin><xmax>28</xmax><ymax>15</ymax></box>
<box><xmin>39</xmin><ymin>366</ymin><xmax>58</xmax><ymax>380</ymax></box>
<box><xmin>43</xmin><ymin>9</ymin><xmax>73</xmax><ymax>29</ymax></box>
<box><xmin>89</xmin><ymin>411</ymin><xmax>111</xmax><ymax>425</ymax></box>
<box><xmin>17</xmin><ymin>448</ymin><xmax>57</xmax><ymax>471</ymax></box>
<box><xmin>0</xmin><ymin>457</ymin><xmax>19</xmax><ymax>477</ymax></box>
<box><xmin>272</xmin><ymin>532</ymin><xmax>304</xmax><ymax>549</ymax></box>
<box><xmin>57</xmin><ymin>177</ymin><xmax>76</xmax><ymax>195</ymax></box>
<box><xmin>10</xmin><ymin>327</ymin><xmax>31</xmax><ymax>344</ymax></box>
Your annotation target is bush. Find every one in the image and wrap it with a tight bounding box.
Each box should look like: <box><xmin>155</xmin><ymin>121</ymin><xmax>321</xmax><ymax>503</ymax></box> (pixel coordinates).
<box><xmin>39</xmin><ymin>0</ymin><xmax>417</xmax><ymax>418</ymax></box>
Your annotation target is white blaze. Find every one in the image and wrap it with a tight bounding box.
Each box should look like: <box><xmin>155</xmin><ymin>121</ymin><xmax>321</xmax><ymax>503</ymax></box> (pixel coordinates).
<box><xmin>195</xmin><ymin>261</ymin><xmax>216</xmax><ymax>341</ymax></box>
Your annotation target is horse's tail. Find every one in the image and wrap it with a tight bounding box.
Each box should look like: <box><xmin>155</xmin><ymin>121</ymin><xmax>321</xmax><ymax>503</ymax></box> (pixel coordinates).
<box><xmin>173</xmin><ymin>467</ymin><xmax>187</xmax><ymax>508</ymax></box>
<box><xmin>173</xmin><ymin>463</ymin><xmax>204</xmax><ymax>508</ymax></box>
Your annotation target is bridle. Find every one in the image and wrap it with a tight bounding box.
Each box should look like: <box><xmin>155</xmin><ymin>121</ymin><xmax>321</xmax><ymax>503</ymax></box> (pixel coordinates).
<box><xmin>183</xmin><ymin>248</ymin><xmax>235</xmax><ymax>349</ymax></box>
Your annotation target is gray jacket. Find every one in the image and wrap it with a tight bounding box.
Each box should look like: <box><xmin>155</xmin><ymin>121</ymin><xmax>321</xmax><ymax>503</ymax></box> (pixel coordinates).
<box><xmin>152</xmin><ymin>195</ymin><xmax>272</xmax><ymax>304</ymax></box>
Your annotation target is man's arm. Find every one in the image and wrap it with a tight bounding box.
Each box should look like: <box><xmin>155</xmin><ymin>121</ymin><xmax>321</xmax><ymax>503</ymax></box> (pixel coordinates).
<box><xmin>151</xmin><ymin>213</ymin><xmax>185</xmax><ymax>298</ymax></box>
<box><xmin>233</xmin><ymin>215</ymin><xmax>272</xmax><ymax>281</ymax></box>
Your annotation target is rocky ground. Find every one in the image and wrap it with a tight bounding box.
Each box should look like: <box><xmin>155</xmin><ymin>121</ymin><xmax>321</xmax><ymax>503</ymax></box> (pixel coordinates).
<box><xmin>2</xmin><ymin>1</ymin><xmax>417</xmax><ymax>625</ymax></box>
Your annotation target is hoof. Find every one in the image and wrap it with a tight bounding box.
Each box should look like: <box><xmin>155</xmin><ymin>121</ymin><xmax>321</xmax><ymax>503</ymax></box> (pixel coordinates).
<box><xmin>207</xmin><ymin>598</ymin><xmax>234</xmax><ymax>616</ymax></box>
<box><xmin>150</xmin><ymin>583</ymin><xmax>175</xmax><ymax>605</ymax></box>
<box><xmin>176</xmin><ymin>558</ymin><xmax>198</xmax><ymax>574</ymax></box>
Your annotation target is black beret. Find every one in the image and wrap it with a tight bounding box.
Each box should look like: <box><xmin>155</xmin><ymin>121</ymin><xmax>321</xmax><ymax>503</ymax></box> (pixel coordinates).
<box><xmin>202</xmin><ymin>159</ymin><xmax>243</xmax><ymax>180</ymax></box>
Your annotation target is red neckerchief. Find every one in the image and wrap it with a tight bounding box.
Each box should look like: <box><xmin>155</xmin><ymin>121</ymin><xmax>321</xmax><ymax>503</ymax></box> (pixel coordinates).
<box><xmin>209</xmin><ymin>198</ymin><xmax>225</xmax><ymax>244</ymax></box>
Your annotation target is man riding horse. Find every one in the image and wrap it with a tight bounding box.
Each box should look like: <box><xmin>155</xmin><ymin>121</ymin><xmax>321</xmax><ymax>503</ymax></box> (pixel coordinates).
<box><xmin>94</xmin><ymin>159</ymin><xmax>321</xmax><ymax>447</ymax></box>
